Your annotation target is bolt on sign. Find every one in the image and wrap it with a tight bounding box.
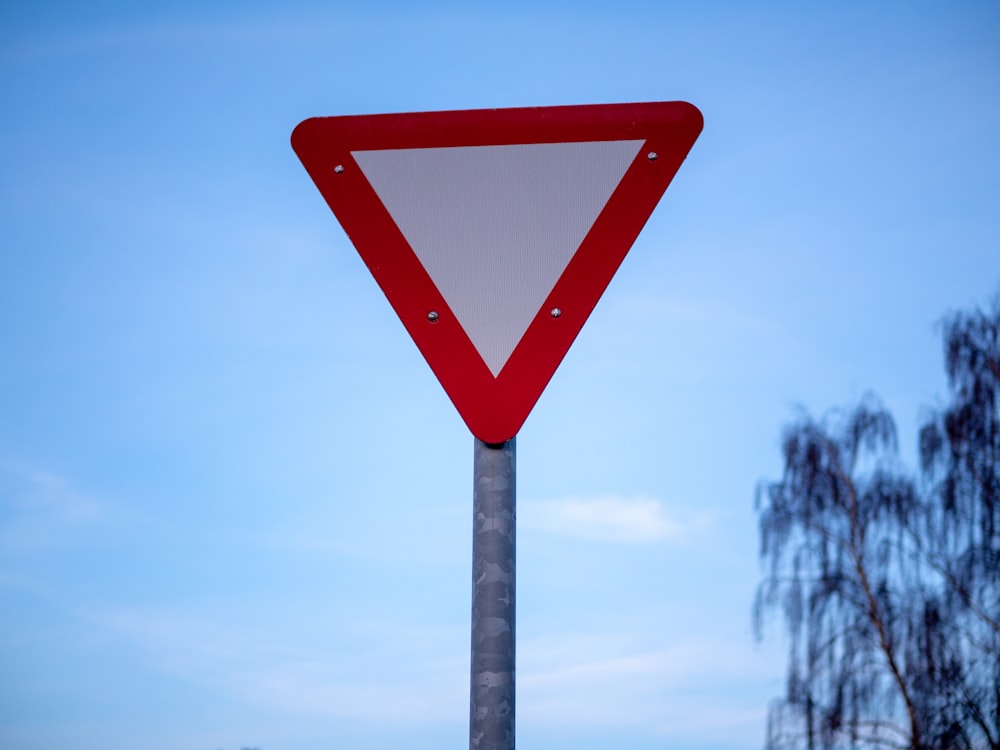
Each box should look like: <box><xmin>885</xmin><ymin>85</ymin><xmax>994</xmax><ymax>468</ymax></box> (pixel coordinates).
<box><xmin>292</xmin><ymin>101</ymin><xmax>703</xmax><ymax>443</ymax></box>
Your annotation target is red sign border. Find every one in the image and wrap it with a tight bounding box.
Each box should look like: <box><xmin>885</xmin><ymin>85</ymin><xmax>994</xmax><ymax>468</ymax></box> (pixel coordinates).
<box><xmin>292</xmin><ymin>101</ymin><xmax>703</xmax><ymax>443</ymax></box>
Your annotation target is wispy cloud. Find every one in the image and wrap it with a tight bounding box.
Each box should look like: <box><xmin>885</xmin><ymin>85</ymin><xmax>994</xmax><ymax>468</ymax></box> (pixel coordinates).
<box><xmin>95</xmin><ymin>605</ymin><xmax>467</xmax><ymax>723</ymax></box>
<box><xmin>0</xmin><ymin>465</ymin><xmax>106</xmax><ymax>552</ymax></box>
<box><xmin>521</xmin><ymin>495</ymin><xmax>710</xmax><ymax>542</ymax></box>
<box><xmin>519</xmin><ymin>631</ymin><xmax>775</xmax><ymax>741</ymax></box>
<box><xmin>94</xmin><ymin>603</ymin><xmax>775</xmax><ymax>741</ymax></box>
<box><xmin>7</xmin><ymin>468</ymin><xmax>103</xmax><ymax>520</ymax></box>
<box><xmin>521</xmin><ymin>632</ymin><xmax>768</xmax><ymax>694</ymax></box>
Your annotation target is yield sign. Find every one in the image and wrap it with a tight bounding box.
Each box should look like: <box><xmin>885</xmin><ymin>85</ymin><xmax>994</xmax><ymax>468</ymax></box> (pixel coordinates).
<box><xmin>292</xmin><ymin>101</ymin><xmax>702</xmax><ymax>443</ymax></box>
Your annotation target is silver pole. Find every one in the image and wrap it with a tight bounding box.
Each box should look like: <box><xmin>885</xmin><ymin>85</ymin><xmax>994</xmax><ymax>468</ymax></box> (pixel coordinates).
<box><xmin>470</xmin><ymin>437</ymin><xmax>516</xmax><ymax>750</ymax></box>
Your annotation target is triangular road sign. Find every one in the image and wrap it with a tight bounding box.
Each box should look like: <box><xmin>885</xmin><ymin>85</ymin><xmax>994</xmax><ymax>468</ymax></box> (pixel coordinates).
<box><xmin>292</xmin><ymin>101</ymin><xmax>702</xmax><ymax>443</ymax></box>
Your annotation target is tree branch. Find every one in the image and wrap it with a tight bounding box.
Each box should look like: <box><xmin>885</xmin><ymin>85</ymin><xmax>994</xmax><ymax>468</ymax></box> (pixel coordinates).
<box><xmin>833</xmin><ymin>441</ymin><xmax>923</xmax><ymax>750</ymax></box>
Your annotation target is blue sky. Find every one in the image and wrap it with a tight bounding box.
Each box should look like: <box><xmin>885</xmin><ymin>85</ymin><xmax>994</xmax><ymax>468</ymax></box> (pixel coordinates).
<box><xmin>1</xmin><ymin>2</ymin><xmax>998</xmax><ymax>749</ymax></box>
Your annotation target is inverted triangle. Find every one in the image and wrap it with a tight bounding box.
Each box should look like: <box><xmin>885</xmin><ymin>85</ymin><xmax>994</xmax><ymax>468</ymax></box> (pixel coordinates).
<box><xmin>292</xmin><ymin>102</ymin><xmax>702</xmax><ymax>442</ymax></box>
<box><xmin>353</xmin><ymin>140</ymin><xmax>643</xmax><ymax>376</ymax></box>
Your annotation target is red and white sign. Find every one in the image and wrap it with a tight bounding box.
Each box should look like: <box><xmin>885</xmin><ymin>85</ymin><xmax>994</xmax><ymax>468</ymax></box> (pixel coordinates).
<box><xmin>292</xmin><ymin>101</ymin><xmax>702</xmax><ymax>443</ymax></box>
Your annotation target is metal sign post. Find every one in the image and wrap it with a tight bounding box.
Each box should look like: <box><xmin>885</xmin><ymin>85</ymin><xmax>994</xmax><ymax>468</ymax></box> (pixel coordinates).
<box><xmin>470</xmin><ymin>438</ymin><xmax>516</xmax><ymax>750</ymax></box>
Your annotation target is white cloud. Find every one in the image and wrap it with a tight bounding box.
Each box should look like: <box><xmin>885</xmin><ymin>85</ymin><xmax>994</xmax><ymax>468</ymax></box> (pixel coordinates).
<box><xmin>95</xmin><ymin>606</ymin><xmax>467</xmax><ymax>724</ymax></box>
<box><xmin>11</xmin><ymin>469</ymin><xmax>103</xmax><ymax>520</ymax></box>
<box><xmin>0</xmin><ymin>465</ymin><xmax>106</xmax><ymax>552</ymax></box>
<box><xmin>521</xmin><ymin>495</ymin><xmax>708</xmax><ymax>542</ymax></box>
<box><xmin>94</xmin><ymin>603</ymin><xmax>776</xmax><ymax>742</ymax></box>
<box><xmin>518</xmin><ymin>631</ymin><xmax>776</xmax><ymax>742</ymax></box>
<box><xmin>521</xmin><ymin>632</ymin><xmax>768</xmax><ymax>696</ymax></box>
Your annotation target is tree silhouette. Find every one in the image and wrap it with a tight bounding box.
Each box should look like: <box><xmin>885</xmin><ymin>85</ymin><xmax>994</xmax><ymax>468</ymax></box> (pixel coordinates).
<box><xmin>754</xmin><ymin>296</ymin><xmax>999</xmax><ymax>750</ymax></box>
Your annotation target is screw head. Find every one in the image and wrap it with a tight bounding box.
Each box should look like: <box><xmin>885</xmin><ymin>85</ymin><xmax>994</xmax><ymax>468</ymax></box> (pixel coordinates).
<box><xmin>427</xmin><ymin>311</ymin><xmax>439</xmax><ymax>323</ymax></box>
<box><xmin>334</xmin><ymin>164</ymin><xmax>345</xmax><ymax>173</ymax></box>
<box><xmin>647</xmin><ymin>151</ymin><xmax>658</xmax><ymax>161</ymax></box>
<box><xmin>550</xmin><ymin>308</ymin><xmax>562</xmax><ymax>318</ymax></box>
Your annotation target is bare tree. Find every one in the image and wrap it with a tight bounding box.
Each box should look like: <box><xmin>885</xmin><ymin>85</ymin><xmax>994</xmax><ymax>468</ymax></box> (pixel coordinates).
<box><xmin>754</xmin><ymin>297</ymin><xmax>1000</xmax><ymax>750</ymax></box>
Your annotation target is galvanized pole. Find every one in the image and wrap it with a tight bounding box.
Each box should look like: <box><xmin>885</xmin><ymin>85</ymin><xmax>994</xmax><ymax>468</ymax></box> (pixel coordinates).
<box><xmin>470</xmin><ymin>437</ymin><xmax>516</xmax><ymax>750</ymax></box>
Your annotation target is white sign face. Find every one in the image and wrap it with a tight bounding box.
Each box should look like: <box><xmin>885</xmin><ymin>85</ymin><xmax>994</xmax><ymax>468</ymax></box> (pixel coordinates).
<box><xmin>353</xmin><ymin>140</ymin><xmax>643</xmax><ymax>376</ymax></box>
